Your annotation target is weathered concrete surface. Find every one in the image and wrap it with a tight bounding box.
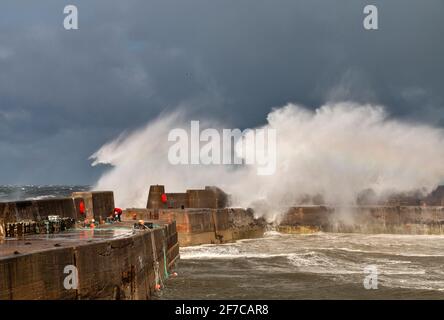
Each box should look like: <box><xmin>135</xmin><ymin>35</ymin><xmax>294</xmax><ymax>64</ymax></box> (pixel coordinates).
<box><xmin>187</xmin><ymin>187</ymin><xmax>228</xmax><ymax>209</ymax></box>
<box><xmin>132</xmin><ymin>208</ymin><xmax>266</xmax><ymax>247</ymax></box>
<box><xmin>278</xmin><ymin>206</ymin><xmax>444</xmax><ymax>235</ymax></box>
<box><xmin>0</xmin><ymin>198</ymin><xmax>78</xmax><ymax>239</ymax></box>
<box><xmin>72</xmin><ymin>191</ymin><xmax>115</xmax><ymax>221</ymax></box>
<box><xmin>0</xmin><ymin>221</ymin><xmax>179</xmax><ymax>300</ymax></box>
<box><xmin>123</xmin><ymin>208</ymin><xmax>159</xmax><ymax>221</ymax></box>
<box><xmin>0</xmin><ymin>192</ymin><xmax>115</xmax><ymax>240</ymax></box>
<box><xmin>146</xmin><ymin>185</ymin><xmax>166</xmax><ymax>210</ymax></box>
<box><xmin>144</xmin><ymin>185</ymin><xmax>262</xmax><ymax>246</ymax></box>
<box><xmin>0</xmin><ymin>198</ymin><xmax>77</xmax><ymax>222</ymax></box>
<box><xmin>147</xmin><ymin>185</ymin><xmax>229</xmax><ymax>210</ymax></box>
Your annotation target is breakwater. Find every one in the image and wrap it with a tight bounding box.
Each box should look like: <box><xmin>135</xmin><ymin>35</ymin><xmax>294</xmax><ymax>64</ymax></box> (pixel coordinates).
<box><xmin>124</xmin><ymin>207</ymin><xmax>266</xmax><ymax>247</ymax></box>
<box><xmin>0</xmin><ymin>192</ymin><xmax>179</xmax><ymax>300</ymax></box>
<box><xmin>141</xmin><ymin>185</ymin><xmax>266</xmax><ymax>246</ymax></box>
<box><xmin>278</xmin><ymin>205</ymin><xmax>444</xmax><ymax>234</ymax></box>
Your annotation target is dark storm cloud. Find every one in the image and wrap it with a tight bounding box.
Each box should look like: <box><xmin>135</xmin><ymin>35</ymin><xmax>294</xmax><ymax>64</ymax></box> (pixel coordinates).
<box><xmin>0</xmin><ymin>0</ymin><xmax>443</xmax><ymax>184</ymax></box>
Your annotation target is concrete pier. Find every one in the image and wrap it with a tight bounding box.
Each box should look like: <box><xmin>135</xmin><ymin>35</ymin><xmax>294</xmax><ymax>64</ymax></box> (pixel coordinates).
<box><xmin>0</xmin><ymin>221</ymin><xmax>179</xmax><ymax>300</ymax></box>
<box><xmin>0</xmin><ymin>192</ymin><xmax>179</xmax><ymax>300</ymax></box>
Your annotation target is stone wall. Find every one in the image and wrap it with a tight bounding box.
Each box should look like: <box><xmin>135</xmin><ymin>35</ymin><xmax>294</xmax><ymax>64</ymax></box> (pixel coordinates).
<box><xmin>124</xmin><ymin>207</ymin><xmax>265</xmax><ymax>246</ymax></box>
<box><xmin>165</xmin><ymin>193</ymin><xmax>189</xmax><ymax>209</ymax></box>
<box><xmin>0</xmin><ymin>192</ymin><xmax>115</xmax><ymax>240</ymax></box>
<box><xmin>123</xmin><ymin>208</ymin><xmax>159</xmax><ymax>221</ymax></box>
<box><xmin>278</xmin><ymin>206</ymin><xmax>444</xmax><ymax>235</ymax></box>
<box><xmin>146</xmin><ymin>185</ymin><xmax>165</xmax><ymax>210</ymax></box>
<box><xmin>72</xmin><ymin>191</ymin><xmax>115</xmax><ymax>221</ymax></box>
<box><xmin>0</xmin><ymin>198</ymin><xmax>78</xmax><ymax>239</ymax></box>
<box><xmin>146</xmin><ymin>185</ymin><xmax>229</xmax><ymax>210</ymax></box>
<box><xmin>0</xmin><ymin>221</ymin><xmax>179</xmax><ymax>300</ymax></box>
<box><xmin>278</xmin><ymin>206</ymin><xmax>332</xmax><ymax>229</ymax></box>
<box><xmin>156</xmin><ymin>208</ymin><xmax>265</xmax><ymax>246</ymax></box>
<box><xmin>0</xmin><ymin>247</ymin><xmax>77</xmax><ymax>300</ymax></box>
<box><xmin>186</xmin><ymin>190</ymin><xmax>216</xmax><ymax>209</ymax></box>
<box><xmin>36</xmin><ymin>198</ymin><xmax>77</xmax><ymax>218</ymax></box>
<box><xmin>0</xmin><ymin>198</ymin><xmax>77</xmax><ymax>222</ymax></box>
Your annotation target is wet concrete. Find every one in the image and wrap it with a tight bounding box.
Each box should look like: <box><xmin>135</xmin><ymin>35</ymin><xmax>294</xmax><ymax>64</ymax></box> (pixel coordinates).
<box><xmin>279</xmin><ymin>205</ymin><xmax>444</xmax><ymax>235</ymax></box>
<box><xmin>0</xmin><ymin>224</ymin><xmax>134</xmax><ymax>259</ymax></box>
<box><xmin>0</xmin><ymin>220</ymin><xmax>180</xmax><ymax>300</ymax></box>
<box><xmin>138</xmin><ymin>208</ymin><xmax>266</xmax><ymax>247</ymax></box>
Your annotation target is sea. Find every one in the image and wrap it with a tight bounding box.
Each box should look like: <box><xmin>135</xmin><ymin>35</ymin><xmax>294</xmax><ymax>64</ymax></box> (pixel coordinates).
<box><xmin>158</xmin><ymin>231</ymin><xmax>444</xmax><ymax>299</ymax></box>
<box><xmin>0</xmin><ymin>185</ymin><xmax>90</xmax><ymax>202</ymax></box>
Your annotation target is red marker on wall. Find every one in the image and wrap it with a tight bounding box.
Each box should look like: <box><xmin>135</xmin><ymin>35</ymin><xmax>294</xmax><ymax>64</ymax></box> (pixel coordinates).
<box><xmin>79</xmin><ymin>201</ymin><xmax>85</xmax><ymax>215</ymax></box>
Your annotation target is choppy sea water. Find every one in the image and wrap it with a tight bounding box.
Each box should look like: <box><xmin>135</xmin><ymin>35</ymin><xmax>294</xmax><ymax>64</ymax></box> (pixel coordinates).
<box><xmin>159</xmin><ymin>231</ymin><xmax>444</xmax><ymax>299</ymax></box>
<box><xmin>0</xmin><ymin>185</ymin><xmax>90</xmax><ymax>202</ymax></box>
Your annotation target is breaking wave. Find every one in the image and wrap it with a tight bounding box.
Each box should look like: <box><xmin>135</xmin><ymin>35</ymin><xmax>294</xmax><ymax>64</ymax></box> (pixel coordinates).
<box><xmin>91</xmin><ymin>102</ymin><xmax>444</xmax><ymax>221</ymax></box>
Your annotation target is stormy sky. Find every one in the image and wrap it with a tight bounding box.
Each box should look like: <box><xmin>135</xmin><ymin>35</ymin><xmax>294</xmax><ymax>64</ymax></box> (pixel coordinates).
<box><xmin>0</xmin><ymin>0</ymin><xmax>443</xmax><ymax>185</ymax></box>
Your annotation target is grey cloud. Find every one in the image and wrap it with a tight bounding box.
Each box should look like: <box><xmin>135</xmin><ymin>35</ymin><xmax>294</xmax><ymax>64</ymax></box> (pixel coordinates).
<box><xmin>0</xmin><ymin>0</ymin><xmax>443</xmax><ymax>183</ymax></box>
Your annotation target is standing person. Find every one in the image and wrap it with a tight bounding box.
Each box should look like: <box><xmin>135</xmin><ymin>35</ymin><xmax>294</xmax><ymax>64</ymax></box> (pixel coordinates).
<box><xmin>113</xmin><ymin>207</ymin><xmax>123</xmax><ymax>222</ymax></box>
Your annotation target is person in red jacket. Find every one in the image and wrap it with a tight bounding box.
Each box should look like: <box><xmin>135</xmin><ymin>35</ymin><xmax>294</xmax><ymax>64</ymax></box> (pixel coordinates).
<box><xmin>113</xmin><ymin>207</ymin><xmax>123</xmax><ymax>222</ymax></box>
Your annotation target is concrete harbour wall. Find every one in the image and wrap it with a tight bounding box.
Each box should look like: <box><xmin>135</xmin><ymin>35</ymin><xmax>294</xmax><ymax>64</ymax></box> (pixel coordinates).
<box><xmin>126</xmin><ymin>207</ymin><xmax>266</xmax><ymax>247</ymax></box>
<box><xmin>72</xmin><ymin>191</ymin><xmax>115</xmax><ymax>221</ymax></box>
<box><xmin>147</xmin><ymin>185</ymin><xmax>229</xmax><ymax>210</ymax></box>
<box><xmin>0</xmin><ymin>221</ymin><xmax>179</xmax><ymax>300</ymax></box>
<box><xmin>278</xmin><ymin>205</ymin><xmax>444</xmax><ymax>234</ymax></box>
<box><xmin>0</xmin><ymin>191</ymin><xmax>179</xmax><ymax>300</ymax></box>
<box><xmin>0</xmin><ymin>192</ymin><xmax>115</xmax><ymax>239</ymax></box>
<box><xmin>0</xmin><ymin>198</ymin><xmax>78</xmax><ymax>239</ymax></box>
